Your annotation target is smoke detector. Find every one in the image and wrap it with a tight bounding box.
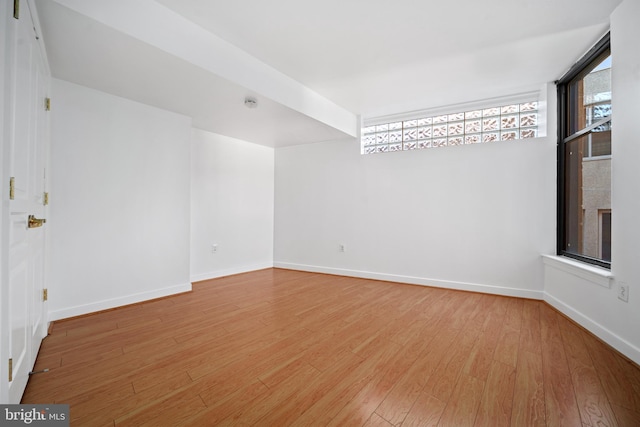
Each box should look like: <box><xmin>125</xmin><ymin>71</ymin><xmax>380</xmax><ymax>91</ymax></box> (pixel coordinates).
<box><xmin>244</xmin><ymin>97</ymin><xmax>258</xmax><ymax>109</ymax></box>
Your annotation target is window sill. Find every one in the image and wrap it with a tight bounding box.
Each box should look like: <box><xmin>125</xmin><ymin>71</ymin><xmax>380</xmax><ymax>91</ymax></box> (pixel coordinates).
<box><xmin>542</xmin><ymin>254</ymin><xmax>613</xmax><ymax>289</ymax></box>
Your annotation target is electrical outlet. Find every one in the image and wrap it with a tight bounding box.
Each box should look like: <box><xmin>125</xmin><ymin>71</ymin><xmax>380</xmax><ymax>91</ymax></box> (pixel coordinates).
<box><xmin>618</xmin><ymin>282</ymin><xmax>629</xmax><ymax>302</ymax></box>
<box><xmin>339</xmin><ymin>244</ymin><xmax>346</xmax><ymax>253</ymax></box>
<box><xmin>211</xmin><ymin>244</ymin><xmax>218</xmax><ymax>254</ymax></box>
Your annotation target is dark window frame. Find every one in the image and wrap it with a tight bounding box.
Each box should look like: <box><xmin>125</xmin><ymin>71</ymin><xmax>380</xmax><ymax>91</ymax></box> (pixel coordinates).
<box><xmin>556</xmin><ymin>32</ymin><xmax>611</xmax><ymax>269</ymax></box>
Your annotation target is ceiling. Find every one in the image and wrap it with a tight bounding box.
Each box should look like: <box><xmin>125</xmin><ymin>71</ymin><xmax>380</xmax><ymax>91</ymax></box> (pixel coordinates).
<box><xmin>34</xmin><ymin>0</ymin><xmax>621</xmax><ymax>147</ymax></box>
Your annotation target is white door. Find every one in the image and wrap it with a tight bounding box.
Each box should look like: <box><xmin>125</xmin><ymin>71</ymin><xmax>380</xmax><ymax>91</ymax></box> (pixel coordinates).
<box><xmin>4</xmin><ymin>0</ymin><xmax>50</xmax><ymax>404</ymax></box>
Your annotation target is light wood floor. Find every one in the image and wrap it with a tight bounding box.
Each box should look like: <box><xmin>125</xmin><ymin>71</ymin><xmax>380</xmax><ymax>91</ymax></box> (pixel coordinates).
<box><xmin>23</xmin><ymin>268</ymin><xmax>640</xmax><ymax>426</ymax></box>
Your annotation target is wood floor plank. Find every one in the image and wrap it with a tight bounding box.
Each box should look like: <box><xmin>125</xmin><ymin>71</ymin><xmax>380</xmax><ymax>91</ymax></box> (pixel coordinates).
<box><xmin>216</xmin><ymin>362</ymin><xmax>321</xmax><ymax>426</ymax></box>
<box><xmin>464</xmin><ymin>309</ymin><xmax>505</xmax><ymax>381</ymax></box>
<box><xmin>520</xmin><ymin>299</ymin><xmax>542</xmax><ymax>355</ymax></box>
<box><xmin>474</xmin><ymin>361</ymin><xmax>516</xmax><ymax>427</ymax></box>
<box><xmin>20</xmin><ymin>269</ymin><xmax>640</xmax><ymax>426</ymax></box>
<box><xmin>324</xmin><ymin>340</ymin><xmax>420</xmax><ymax>427</ymax></box>
<box><xmin>114</xmin><ymin>386</ymin><xmax>208</xmax><ymax>426</ymax></box>
<box><xmin>540</xmin><ymin>309</ymin><xmax>582</xmax><ymax>427</ymax></box>
<box><xmin>266</xmin><ymin>340</ymin><xmax>403</xmax><ymax>426</ymax></box>
<box><xmin>437</xmin><ymin>374</ymin><xmax>485</xmax><ymax>427</ymax></box>
<box><xmin>176</xmin><ymin>380</ymin><xmax>269</xmax><ymax>427</ymax></box>
<box><xmin>424</xmin><ymin>327</ymin><xmax>479</xmax><ymax>402</ymax></box>
<box><xmin>400</xmin><ymin>392</ymin><xmax>447</xmax><ymax>427</ymax></box>
<box><xmin>581</xmin><ymin>328</ymin><xmax>640</xmax><ymax>412</ymax></box>
<box><xmin>364</xmin><ymin>412</ymin><xmax>395</xmax><ymax>427</ymax></box>
<box><xmin>503</xmin><ymin>297</ymin><xmax>524</xmax><ymax>331</ymax></box>
<box><xmin>493</xmin><ymin>326</ymin><xmax>520</xmax><ymax>368</ymax></box>
<box><xmin>511</xmin><ymin>350</ymin><xmax>546</xmax><ymax>427</ymax></box>
<box><xmin>373</xmin><ymin>331</ymin><xmax>447</xmax><ymax>425</ymax></box>
<box><xmin>610</xmin><ymin>404</ymin><xmax>640</xmax><ymax>427</ymax></box>
<box><xmin>558</xmin><ymin>316</ymin><xmax>618</xmax><ymax>427</ymax></box>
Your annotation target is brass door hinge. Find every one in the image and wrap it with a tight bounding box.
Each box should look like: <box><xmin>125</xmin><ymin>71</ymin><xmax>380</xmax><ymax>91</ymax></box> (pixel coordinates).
<box><xmin>13</xmin><ymin>0</ymin><xmax>19</xmax><ymax>19</ymax></box>
<box><xmin>8</xmin><ymin>358</ymin><xmax>13</xmax><ymax>382</ymax></box>
<box><xmin>9</xmin><ymin>177</ymin><xmax>15</xmax><ymax>200</ymax></box>
<box><xmin>45</xmin><ymin>97</ymin><xmax>51</xmax><ymax>111</ymax></box>
<box><xmin>43</xmin><ymin>192</ymin><xmax>49</xmax><ymax>206</ymax></box>
<box><xmin>43</xmin><ymin>289</ymin><xmax>48</xmax><ymax>302</ymax></box>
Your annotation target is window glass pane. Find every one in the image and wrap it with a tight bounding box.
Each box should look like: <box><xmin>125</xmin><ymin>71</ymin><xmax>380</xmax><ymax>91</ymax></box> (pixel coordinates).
<box><xmin>563</xmin><ymin>133</ymin><xmax>611</xmax><ymax>260</ymax></box>
<box><xmin>584</xmin><ymin>127</ymin><xmax>611</xmax><ymax>158</ymax></box>
<box><xmin>567</xmin><ymin>52</ymin><xmax>611</xmax><ymax>136</ymax></box>
<box><xmin>601</xmin><ymin>211</ymin><xmax>612</xmax><ymax>262</ymax></box>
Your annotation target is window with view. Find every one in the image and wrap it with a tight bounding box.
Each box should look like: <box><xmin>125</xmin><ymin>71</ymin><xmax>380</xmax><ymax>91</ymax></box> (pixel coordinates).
<box><xmin>557</xmin><ymin>33</ymin><xmax>611</xmax><ymax>268</ymax></box>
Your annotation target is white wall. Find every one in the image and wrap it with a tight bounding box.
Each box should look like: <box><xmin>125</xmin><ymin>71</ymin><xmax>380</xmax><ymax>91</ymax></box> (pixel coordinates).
<box><xmin>190</xmin><ymin>128</ymin><xmax>274</xmax><ymax>281</ymax></box>
<box><xmin>544</xmin><ymin>0</ymin><xmax>640</xmax><ymax>365</ymax></box>
<box><xmin>274</xmin><ymin>115</ymin><xmax>557</xmax><ymax>298</ymax></box>
<box><xmin>48</xmin><ymin>79</ymin><xmax>192</xmax><ymax>320</ymax></box>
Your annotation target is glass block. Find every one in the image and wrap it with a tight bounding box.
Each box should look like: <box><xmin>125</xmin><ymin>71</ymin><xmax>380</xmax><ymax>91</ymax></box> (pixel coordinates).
<box><xmin>592</xmin><ymin>104</ymin><xmax>611</xmax><ymax>119</ymax></box>
<box><xmin>417</xmin><ymin>139</ymin><xmax>432</xmax><ymax>149</ymax></box>
<box><xmin>483</xmin><ymin>118</ymin><xmax>499</xmax><ymax>132</ymax></box>
<box><xmin>520</xmin><ymin>113</ymin><xmax>537</xmax><ymax>127</ymax></box>
<box><xmin>483</xmin><ymin>107</ymin><xmax>500</xmax><ymax>117</ymax></box>
<box><xmin>501</xmin><ymin>131</ymin><xmax>518</xmax><ymax>140</ymax></box>
<box><xmin>448</xmin><ymin>136</ymin><xmax>464</xmax><ymax>146</ymax></box>
<box><xmin>417</xmin><ymin>117</ymin><xmax>432</xmax><ymax>126</ymax></box>
<box><xmin>448</xmin><ymin>112</ymin><xmax>465</xmax><ymax>121</ymax></box>
<box><xmin>403</xmin><ymin>128</ymin><xmax>417</xmax><ymax>141</ymax></box>
<box><xmin>501</xmin><ymin>104</ymin><xmax>519</xmax><ymax>114</ymax></box>
<box><xmin>362</xmin><ymin>126</ymin><xmax>376</xmax><ymax>135</ymax></box>
<box><xmin>465</xmin><ymin>134</ymin><xmax>481</xmax><ymax>144</ymax></box>
<box><xmin>375</xmin><ymin>124</ymin><xmax>389</xmax><ymax>132</ymax></box>
<box><xmin>377</xmin><ymin>145</ymin><xmax>389</xmax><ymax>153</ymax></box>
<box><xmin>389</xmin><ymin>130</ymin><xmax>402</xmax><ymax>143</ymax></box>
<box><xmin>433</xmin><ymin>138</ymin><xmax>447</xmax><ymax>147</ymax></box>
<box><xmin>364</xmin><ymin>146</ymin><xmax>377</xmax><ymax>154</ymax></box>
<box><xmin>433</xmin><ymin>115</ymin><xmax>448</xmax><ymax>124</ymax></box>
<box><xmin>376</xmin><ymin>132</ymin><xmax>389</xmax><ymax>144</ymax></box>
<box><xmin>448</xmin><ymin>122</ymin><xmax>463</xmax><ymax>135</ymax></box>
<box><xmin>520</xmin><ymin>101</ymin><xmax>538</xmax><ymax>111</ymax></box>
<box><xmin>417</xmin><ymin>126</ymin><xmax>432</xmax><ymax>139</ymax></box>
<box><xmin>483</xmin><ymin>132</ymin><xmax>499</xmax><ymax>142</ymax></box>
<box><xmin>363</xmin><ymin>134</ymin><xmax>376</xmax><ymax>146</ymax></box>
<box><xmin>389</xmin><ymin>143</ymin><xmax>402</xmax><ymax>152</ymax></box>
<box><xmin>521</xmin><ymin>129</ymin><xmax>537</xmax><ymax>139</ymax></box>
<box><xmin>389</xmin><ymin>121</ymin><xmax>403</xmax><ymax>130</ymax></box>
<box><xmin>501</xmin><ymin>115</ymin><xmax>518</xmax><ymax>129</ymax></box>
<box><xmin>465</xmin><ymin>119</ymin><xmax>481</xmax><ymax>133</ymax></box>
<box><xmin>403</xmin><ymin>142</ymin><xmax>417</xmax><ymax>150</ymax></box>
<box><xmin>403</xmin><ymin>119</ymin><xmax>417</xmax><ymax>128</ymax></box>
<box><xmin>465</xmin><ymin>110</ymin><xmax>482</xmax><ymax>119</ymax></box>
<box><xmin>433</xmin><ymin>124</ymin><xmax>447</xmax><ymax>137</ymax></box>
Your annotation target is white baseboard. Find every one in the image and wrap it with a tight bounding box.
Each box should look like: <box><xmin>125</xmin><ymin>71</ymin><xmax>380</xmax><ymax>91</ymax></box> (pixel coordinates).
<box><xmin>274</xmin><ymin>262</ymin><xmax>544</xmax><ymax>300</ymax></box>
<box><xmin>190</xmin><ymin>262</ymin><xmax>274</xmax><ymax>283</ymax></box>
<box><xmin>48</xmin><ymin>282</ymin><xmax>192</xmax><ymax>321</ymax></box>
<box><xmin>544</xmin><ymin>292</ymin><xmax>640</xmax><ymax>365</ymax></box>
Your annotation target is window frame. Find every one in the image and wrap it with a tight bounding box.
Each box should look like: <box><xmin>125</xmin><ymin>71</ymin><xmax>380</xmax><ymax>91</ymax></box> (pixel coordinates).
<box><xmin>556</xmin><ymin>32</ymin><xmax>611</xmax><ymax>269</ymax></box>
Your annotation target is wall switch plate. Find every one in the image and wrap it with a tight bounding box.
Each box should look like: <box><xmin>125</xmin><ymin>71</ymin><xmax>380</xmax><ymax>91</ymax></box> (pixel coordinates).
<box><xmin>211</xmin><ymin>244</ymin><xmax>218</xmax><ymax>253</ymax></box>
<box><xmin>618</xmin><ymin>282</ymin><xmax>629</xmax><ymax>302</ymax></box>
<box><xmin>339</xmin><ymin>244</ymin><xmax>346</xmax><ymax>253</ymax></box>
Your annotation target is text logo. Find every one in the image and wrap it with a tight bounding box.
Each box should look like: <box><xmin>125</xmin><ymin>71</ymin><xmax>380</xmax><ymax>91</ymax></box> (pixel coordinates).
<box><xmin>1</xmin><ymin>405</ymin><xmax>69</xmax><ymax>426</ymax></box>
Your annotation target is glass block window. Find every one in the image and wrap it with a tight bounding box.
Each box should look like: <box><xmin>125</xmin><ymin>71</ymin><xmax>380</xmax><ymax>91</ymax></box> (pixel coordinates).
<box><xmin>361</xmin><ymin>100</ymin><xmax>539</xmax><ymax>155</ymax></box>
